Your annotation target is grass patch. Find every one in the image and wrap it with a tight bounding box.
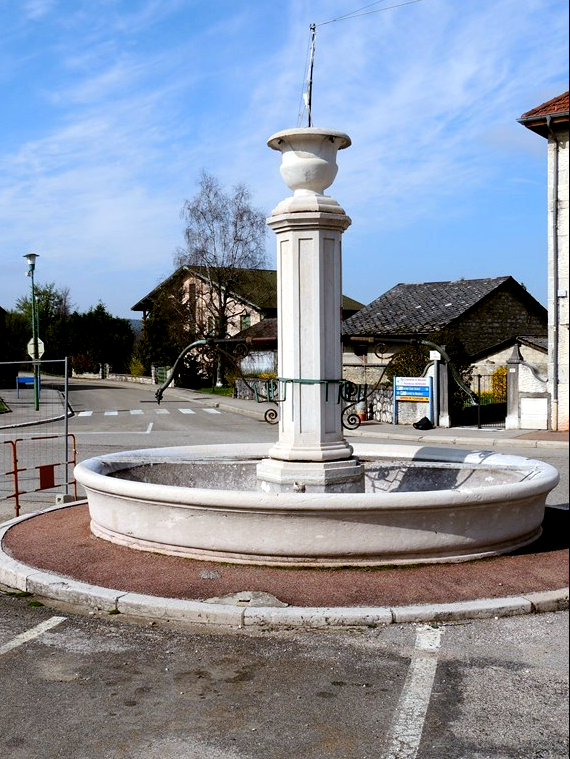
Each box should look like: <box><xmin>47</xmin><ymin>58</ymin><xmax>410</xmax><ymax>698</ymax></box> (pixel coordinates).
<box><xmin>196</xmin><ymin>386</ymin><xmax>234</xmax><ymax>397</ymax></box>
<box><xmin>5</xmin><ymin>590</ymin><xmax>32</xmax><ymax>598</ymax></box>
<box><xmin>0</xmin><ymin>398</ymin><xmax>9</xmax><ymax>414</ymax></box>
<box><xmin>27</xmin><ymin>600</ymin><xmax>44</xmax><ymax>607</ymax></box>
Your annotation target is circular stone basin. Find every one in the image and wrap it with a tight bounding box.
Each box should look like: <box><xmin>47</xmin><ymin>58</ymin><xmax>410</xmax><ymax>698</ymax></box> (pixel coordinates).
<box><xmin>74</xmin><ymin>443</ymin><xmax>559</xmax><ymax>567</ymax></box>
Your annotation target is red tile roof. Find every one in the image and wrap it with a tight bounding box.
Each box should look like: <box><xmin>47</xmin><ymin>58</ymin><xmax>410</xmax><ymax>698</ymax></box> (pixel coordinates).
<box><xmin>520</xmin><ymin>91</ymin><xmax>569</xmax><ymax>119</ymax></box>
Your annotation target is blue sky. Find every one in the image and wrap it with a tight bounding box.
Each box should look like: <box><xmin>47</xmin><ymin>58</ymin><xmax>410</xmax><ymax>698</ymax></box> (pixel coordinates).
<box><xmin>0</xmin><ymin>0</ymin><xmax>568</xmax><ymax>320</ymax></box>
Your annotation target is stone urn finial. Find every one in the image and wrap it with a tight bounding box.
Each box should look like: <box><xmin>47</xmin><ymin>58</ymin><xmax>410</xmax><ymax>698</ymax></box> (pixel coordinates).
<box><xmin>267</xmin><ymin>127</ymin><xmax>351</xmax><ymax>214</ymax></box>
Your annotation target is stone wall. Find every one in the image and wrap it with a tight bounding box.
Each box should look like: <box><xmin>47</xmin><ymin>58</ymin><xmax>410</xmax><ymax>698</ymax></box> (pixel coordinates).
<box><xmin>234</xmin><ymin>378</ymin><xmax>270</xmax><ymax>401</ymax></box>
<box><xmin>367</xmin><ymin>385</ymin><xmax>393</xmax><ymax>423</ymax></box>
<box><xmin>72</xmin><ymin>370</ymin><xmax>156</xmax><ymax>385</ymax></box>
<box><xmin>454</xmin><ymin>287</ymin><xmax>547</xmax><ymax>357</ymax></box>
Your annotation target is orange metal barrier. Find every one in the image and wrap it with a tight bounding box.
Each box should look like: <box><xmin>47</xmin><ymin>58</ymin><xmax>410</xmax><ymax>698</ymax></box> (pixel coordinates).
<box><xmin>2</xmin><ymin>434</ymin><xmax>77</xmax><ymax>517</ymax></box>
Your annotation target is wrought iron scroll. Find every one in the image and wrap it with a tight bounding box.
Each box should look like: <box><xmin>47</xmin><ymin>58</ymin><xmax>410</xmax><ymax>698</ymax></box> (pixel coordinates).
<box><xmin>155</xmin><ymin>335</ymin><xmax>467</xmax><ymax>430</ymax></box>
<box><xmin>247</xmin><ymin>376</ymin><xmax>373</xmax><ymax>430</ymax></box>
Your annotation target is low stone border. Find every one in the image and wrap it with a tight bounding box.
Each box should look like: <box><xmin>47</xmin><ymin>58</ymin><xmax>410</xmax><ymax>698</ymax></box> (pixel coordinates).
<box><xmin>0</xmin><ymin>506</ymin><xmax>567</xmax><ymax>629</ymax></box>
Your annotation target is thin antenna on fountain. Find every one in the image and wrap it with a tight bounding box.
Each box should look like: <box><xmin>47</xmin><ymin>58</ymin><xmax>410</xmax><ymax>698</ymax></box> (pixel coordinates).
<box><xmin>306</xmin><ymin>23</ymin><xmax>316</xmax><ymax>127</ymax></box>
<box><xmin>297</xmin><ymin>1</ymin><xmax>428</xmax><ymax>126</ymax></box>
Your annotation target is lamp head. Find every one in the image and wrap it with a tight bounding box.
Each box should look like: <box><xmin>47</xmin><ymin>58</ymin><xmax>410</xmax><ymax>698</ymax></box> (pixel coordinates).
<box><xmin>23</xmin><ymin>253</ymin><xmax>39</xmax><ymax>272</ymax></box>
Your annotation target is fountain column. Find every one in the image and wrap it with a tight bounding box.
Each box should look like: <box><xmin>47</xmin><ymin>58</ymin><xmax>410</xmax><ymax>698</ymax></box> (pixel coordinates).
<box><xmin>257</xmin><ymin>128</ymin><xmax>364</xmax><ymax>493</ymax></box>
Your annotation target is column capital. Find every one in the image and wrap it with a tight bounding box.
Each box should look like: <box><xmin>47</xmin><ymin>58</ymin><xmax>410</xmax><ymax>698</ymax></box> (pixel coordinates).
<box><xmin>267</xmin><ymin>209</ymin><xmax>352</xmax><ymax>233</ymax></box>
<box><xmin>270</xmin><ymin>192</ymin><xmax>351</xmax><ymax>220</ymax></box>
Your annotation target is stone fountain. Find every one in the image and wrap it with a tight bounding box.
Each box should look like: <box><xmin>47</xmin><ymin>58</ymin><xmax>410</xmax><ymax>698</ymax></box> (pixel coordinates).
<box><xmin>74</xmin><ymin>127</ymin><xmax>558</xmax><ymax>567</ymax></box>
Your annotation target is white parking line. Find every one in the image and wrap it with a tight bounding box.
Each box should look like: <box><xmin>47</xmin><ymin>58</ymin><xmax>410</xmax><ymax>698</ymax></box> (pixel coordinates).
<box><xmin>0</xmin><ymin>617</ymin><xmax>66</xmax><ymax>656</ymax></box>
<box><xmin>104</xmin><ymin>411</ymin><xmax>118</xmax><ymax>416</ymax></box>
<box><xmin>130</xmin><ymin>409</ymin><xmax>144</xmax><ymax>415</ymax></box>
<box><xmin>155</xmin><ymin>409</ymin><xmax>170</xmax><ymax>414</ymax></box>
<box><xmin>179</xmin><ymin>408</ymin><xmax>196</xmax><ymax>414</ymax></box>
<box><xmin>203</xmin><ymin>408</ymin><xmax>222</xmax><ymax>414</ymax></box>
<box><xmin>381</xmin><ymin>625</ymin><xmax>444</xmax><ymax>759</ymax></box>
<box><xmin>77</xmin><ymin>411</ymin><xmax>93</xmax><ymax>417</ymax></box>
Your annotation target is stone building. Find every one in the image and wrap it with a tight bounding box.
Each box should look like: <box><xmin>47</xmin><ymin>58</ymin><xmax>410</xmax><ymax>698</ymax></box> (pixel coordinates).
<box><xmin>518</xmin><ymin>91</ymin><xmax>569</xmax><ymax>431</ymax></box>
<box><xmin>341</xmin><ymin>276</ymin><xmax>547</xmax><ymax>385</ymax></box>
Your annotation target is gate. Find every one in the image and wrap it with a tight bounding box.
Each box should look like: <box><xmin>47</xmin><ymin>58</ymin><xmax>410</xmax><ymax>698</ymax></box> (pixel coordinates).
<box><xmin>452</xmin><ymin>373</ymin><xmax>507</xmax><ymax>429</ymax></box>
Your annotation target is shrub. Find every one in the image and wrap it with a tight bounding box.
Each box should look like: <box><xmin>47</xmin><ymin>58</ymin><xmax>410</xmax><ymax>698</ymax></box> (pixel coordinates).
<box><xmin>129</xmin><ymin>357</ymin><xmax>146</xmax><ymax>376</ymax></box>
<box><xmin>491</xmin><ymin>366</ymin><xmax>507</xmax><ymax>402</ymax></box>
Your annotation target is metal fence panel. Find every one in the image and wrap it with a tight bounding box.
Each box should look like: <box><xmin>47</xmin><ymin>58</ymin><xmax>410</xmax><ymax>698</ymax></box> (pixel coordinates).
<box><xmin>0</xmin><ymin>359</ymin><xmax>75</xmax><ymax>520</ymax></box>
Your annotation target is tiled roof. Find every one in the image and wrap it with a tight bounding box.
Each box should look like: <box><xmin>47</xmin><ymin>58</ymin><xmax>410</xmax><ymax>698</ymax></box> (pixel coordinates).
<box><xmin>342</xmin><ymin>277</ymin><xmax>512</xmax><ymax>336</ymax></box>
<box><xmin>518</xmin><ymin>334</ymin><xmax>548</xmax><ymax>352</ymax></box>
<box><xmin>520</xmin><ymin>91</ymin><xmax>569</xmax><ymax>119</ymax></box>
<box><xmin>234</xmin><ymin>317</ymin><xmax>277</xmax><ymax>342</ymax></box>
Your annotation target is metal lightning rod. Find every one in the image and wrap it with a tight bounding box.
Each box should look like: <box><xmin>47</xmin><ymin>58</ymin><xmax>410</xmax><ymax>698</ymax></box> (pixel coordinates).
<box><xmin>305</xmin><ymin>23</ymin><xmax>316</xmax><ymax>127</ymax></box>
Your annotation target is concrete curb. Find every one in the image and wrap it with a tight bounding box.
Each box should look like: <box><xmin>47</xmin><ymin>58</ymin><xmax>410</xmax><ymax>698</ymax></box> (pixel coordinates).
<box><xmin>0</xmin><ymin>507</ymin><xmax>567</xmax><ymax>629</ymax></box>
<box><xmin>0</xmin><ymin>412</ymin><xmax>69</xmax><ymax>431</ymax></box>
<box><xmin>343</xmin><ymin>428</ymin><xmax>567</xmax><ymax>450</ymax></box>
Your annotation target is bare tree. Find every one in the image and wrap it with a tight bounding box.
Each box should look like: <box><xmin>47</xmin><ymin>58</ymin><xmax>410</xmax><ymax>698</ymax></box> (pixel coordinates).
<box><xmin>175</xmin><ymin>172</ymin><xmax>268</xmax><ymax>384</ymax></box>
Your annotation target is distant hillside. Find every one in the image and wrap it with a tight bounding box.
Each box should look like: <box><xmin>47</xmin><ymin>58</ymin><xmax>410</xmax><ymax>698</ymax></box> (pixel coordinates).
<box><xmin>129</xmin><ymin>319</ymin><xmax>143</xmax><ymax>336</ymax></box>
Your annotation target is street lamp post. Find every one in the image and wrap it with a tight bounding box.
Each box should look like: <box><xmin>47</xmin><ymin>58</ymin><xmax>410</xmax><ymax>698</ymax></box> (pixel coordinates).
<box><xmin>24</xmin><ymin>253</ymin><xmax>40</xmax><ymax>411</ymax></box>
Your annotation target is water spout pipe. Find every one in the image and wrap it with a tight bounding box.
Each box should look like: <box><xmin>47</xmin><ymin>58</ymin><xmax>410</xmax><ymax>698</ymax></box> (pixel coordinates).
<box><xmin>154</xmin><ymin>337</ymin><xmax>256</xmax><ymax>404</ymax></box>
<box><xmin>154</xmin><ymin>340</ymin><xmax>207</xmax><ymax>404</ymax></box>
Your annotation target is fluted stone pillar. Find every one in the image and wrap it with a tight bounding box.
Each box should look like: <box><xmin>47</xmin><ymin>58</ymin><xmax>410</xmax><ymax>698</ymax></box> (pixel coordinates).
<box><xmin>257</xmin><ymin>128</ymin><xmax>364</xmax><ymax>493</ymax></box>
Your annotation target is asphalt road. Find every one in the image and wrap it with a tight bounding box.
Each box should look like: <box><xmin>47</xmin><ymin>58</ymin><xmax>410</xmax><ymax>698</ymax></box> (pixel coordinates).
<box><xmin>0</xmin><ymin>379</ymin><xmax>568</xmax><ymax>758</ymax></box>
<box><xmin>0</xmin><ymin>594</ymin><xmax>567</xmax><ymax>759</ymax></box>
<box><xmin>67</xmin><ymin>380</ymin><xmax>279</xmax><ymax>462</ymax></box>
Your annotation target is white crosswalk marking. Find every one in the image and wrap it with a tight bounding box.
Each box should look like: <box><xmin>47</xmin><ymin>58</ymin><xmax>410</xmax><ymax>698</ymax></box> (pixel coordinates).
<box><xmin>74</xmin><ymin>408</ymin><xmax>219</xmax><ymax>418</ymax></box>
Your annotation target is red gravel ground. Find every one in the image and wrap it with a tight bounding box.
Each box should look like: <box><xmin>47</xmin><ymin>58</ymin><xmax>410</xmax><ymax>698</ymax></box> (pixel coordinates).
<box><xmin>3</xmin><ymin>504</ymin><xmax>568</xmax><ymax>608</ymax></box>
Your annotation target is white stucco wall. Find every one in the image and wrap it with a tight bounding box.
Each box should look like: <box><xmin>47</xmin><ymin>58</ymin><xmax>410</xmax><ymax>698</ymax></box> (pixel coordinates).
<box><xmin>471</xmin><ymin>344</ymin><xmax>547</xmax><ymax>377</ymax></box>
<box><xmin>548</xmin><ymin>129</ymin><xmax>569</xmax><ymax>430</ymax></box>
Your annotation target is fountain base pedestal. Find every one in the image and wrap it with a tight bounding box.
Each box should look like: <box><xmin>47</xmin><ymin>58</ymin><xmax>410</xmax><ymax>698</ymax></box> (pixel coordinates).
<box><xmin>257</xmin><ymin>456</ymin><xmax>364</xmax><ymax>493</ymax></box>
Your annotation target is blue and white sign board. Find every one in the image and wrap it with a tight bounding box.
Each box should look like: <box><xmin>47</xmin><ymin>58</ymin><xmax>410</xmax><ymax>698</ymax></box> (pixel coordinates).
<box><xmin>393</xmin><ymin>376</ymin><xmax>433</xmax><ymax>425</ymax></box>
<box><xmin>394</xmin><ymin>376</ymin><xmax>432</xmax><ymax>402</ymax></box>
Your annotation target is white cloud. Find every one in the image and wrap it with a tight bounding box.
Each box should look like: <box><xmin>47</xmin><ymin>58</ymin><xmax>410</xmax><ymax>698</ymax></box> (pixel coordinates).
<box><xmin>22</xmin><ymin>0</ymin><xmax>55</xmax><ymax>20</ymax></box>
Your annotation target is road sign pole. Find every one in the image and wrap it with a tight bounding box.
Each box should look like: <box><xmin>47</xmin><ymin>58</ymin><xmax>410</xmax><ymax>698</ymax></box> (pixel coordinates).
<box><xmin>30</xmin><ymin>269</ymin><xmax>40</xmax><ymax>411</ymax></box>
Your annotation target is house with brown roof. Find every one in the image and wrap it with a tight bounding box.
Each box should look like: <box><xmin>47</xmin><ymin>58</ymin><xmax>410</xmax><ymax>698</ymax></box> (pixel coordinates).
<box><xmin>132</xmin><ymin>267</ymin><xmax>363</xmax><ymax>377</ymax></box>
<box><xmin>132</xmin><ymin>265</ymin><xmax>279</xmax><ymax>338</ymax></box>
<box><xmin>518</xmin><ymin>91</ymin><xmax>569</xmax><ymax>431</ymax></box>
